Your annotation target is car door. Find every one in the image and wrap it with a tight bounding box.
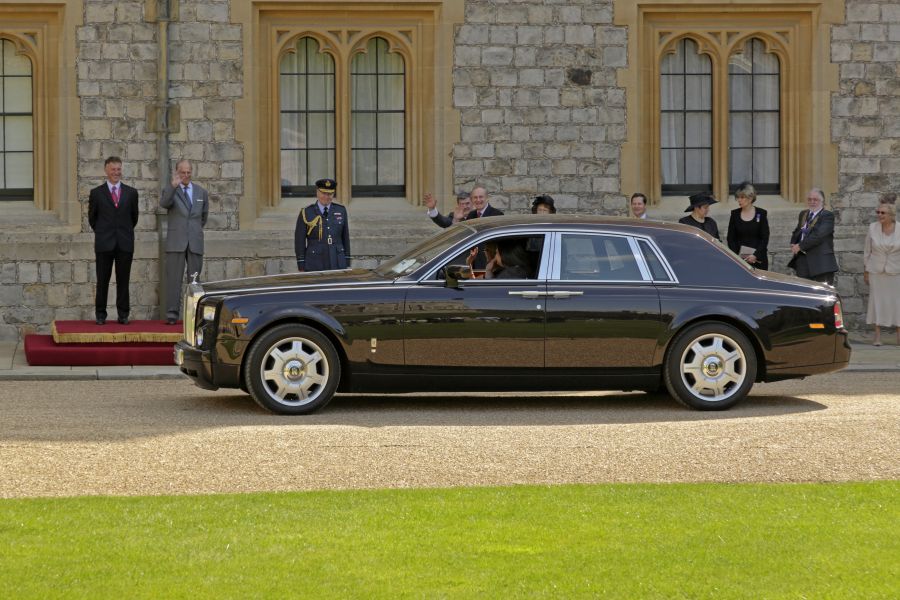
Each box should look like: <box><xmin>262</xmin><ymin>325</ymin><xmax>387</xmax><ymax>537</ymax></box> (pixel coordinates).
<box><xmin>544</xmin><ymin>231</ymin><xmax>665</xmax><ymax>371</ymax></box>
<box><xmin>402</xmin><ymin>234</ymin><xmax>549</xmax><ymax>372</ymax></box>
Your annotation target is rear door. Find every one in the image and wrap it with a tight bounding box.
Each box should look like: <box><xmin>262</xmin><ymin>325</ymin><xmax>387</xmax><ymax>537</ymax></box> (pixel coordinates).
<box><xmin>544</xmin><ymin>232</ymin><xmax>665</xmax><ymax>371</ymax></box>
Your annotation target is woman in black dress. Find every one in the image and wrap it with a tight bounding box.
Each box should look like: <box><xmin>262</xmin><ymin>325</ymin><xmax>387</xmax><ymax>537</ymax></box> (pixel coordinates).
<box><xmin>726</xmin><ymin>182</ymin><xmax>769</xmax><ymax>270</ymax></box>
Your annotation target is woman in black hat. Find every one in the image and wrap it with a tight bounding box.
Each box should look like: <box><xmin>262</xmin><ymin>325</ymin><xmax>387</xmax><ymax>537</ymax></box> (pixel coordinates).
<box><xmin>532</xmin><ymin>195</ymin><xmax>556</xmax><ymax>214</ymax></box>
<box><xmin>678</xmin><ymin>192</ymin><xmax>720</xmax><ymax>240</ymax></box>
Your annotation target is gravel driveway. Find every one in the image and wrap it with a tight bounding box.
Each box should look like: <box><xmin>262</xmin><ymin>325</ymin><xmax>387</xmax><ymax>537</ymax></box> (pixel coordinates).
<box><xmin>1</xmin><ymin>372</ymin><xmax>897</xmax><ymax>498</ymax></box>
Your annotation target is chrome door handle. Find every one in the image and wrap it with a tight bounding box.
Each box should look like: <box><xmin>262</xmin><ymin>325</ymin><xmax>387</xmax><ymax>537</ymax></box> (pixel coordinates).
<box><xmin>508</xmin><ymin>291</ymin><xmax>546</xmax><ymax>298</ymax></box>
<box><xmin>549</xmin><ymin>291</ymin><xmax>584</xmax><ymax>298</ymax></box>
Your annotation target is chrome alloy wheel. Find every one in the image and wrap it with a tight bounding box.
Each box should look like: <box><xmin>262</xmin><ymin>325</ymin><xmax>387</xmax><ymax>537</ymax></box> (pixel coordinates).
<box><xmin>678</xmin><ymin>332</ymin><xmax>747</xmax><ymax>403</ymax></box>
<box><xmin>259</xmin><ymin>336</ymin><xmax>329</xmax><ymax>406</ymax></box>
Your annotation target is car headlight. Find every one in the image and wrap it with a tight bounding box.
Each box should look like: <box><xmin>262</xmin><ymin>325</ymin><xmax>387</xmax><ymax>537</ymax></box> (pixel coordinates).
<box><xmin>202</xmin><ymin>305</ymin><xmax>216</xmax><ymax>321</ymax></box>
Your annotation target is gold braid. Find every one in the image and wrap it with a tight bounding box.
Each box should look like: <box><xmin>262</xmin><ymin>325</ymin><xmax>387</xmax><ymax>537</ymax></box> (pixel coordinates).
<box><xmin>301</xmin><ymin>207</ymin><xmax>323</xmax><ymax>241</ymax></box>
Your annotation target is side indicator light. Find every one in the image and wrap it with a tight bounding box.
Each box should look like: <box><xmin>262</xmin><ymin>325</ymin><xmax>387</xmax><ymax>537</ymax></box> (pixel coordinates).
<box><xmin>231</xmin><ymin>317</ymin><xmax>249</xmax><ymax>325</ymax></box>
<box><xmin>809</xmin><ymin>323</ymin><xmax>825</xmax><ymax>329</ymax></box>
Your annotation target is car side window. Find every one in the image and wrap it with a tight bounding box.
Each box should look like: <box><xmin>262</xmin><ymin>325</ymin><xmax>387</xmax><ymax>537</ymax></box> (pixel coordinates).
<box><xmin>638</xmin><ymin>239</ymin><xmax>673</xmax><ymax>282</ymax></box>
<box><xmin>436</xmin><ymin>234</ymin><xmax>545</xmax><ymax>280</ymax></box>
<box><xmin>558</xmin><ymin>234</ymin><xmax>644</xmax><ymax>281</ymax></box>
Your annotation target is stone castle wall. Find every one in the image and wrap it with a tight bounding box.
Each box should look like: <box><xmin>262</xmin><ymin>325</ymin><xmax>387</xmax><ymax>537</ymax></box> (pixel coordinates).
<box><xmin>451</xmin><ymin>1</ymin><xmax>627</xmax><ymax>215</ymax></box>
<box><xmin>1</xmin><ymin>0</ymin><xmax>897</xmax><ymax>338</ymax></box>
<box><xmin>830</xmin><ymin>0</ymin><xmax>900</xmax><ymax>326</ymax></box>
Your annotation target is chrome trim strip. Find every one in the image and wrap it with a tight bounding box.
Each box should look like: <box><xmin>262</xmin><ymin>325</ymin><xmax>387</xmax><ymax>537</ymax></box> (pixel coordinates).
<box><xmin>200</xmin><ymin>279</ymin><xmax>394</xmax><ymax>297</ymax></box>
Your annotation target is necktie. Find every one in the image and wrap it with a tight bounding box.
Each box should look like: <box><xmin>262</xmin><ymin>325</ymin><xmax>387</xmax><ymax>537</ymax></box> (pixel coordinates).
<box><xmin>112</xmin><ymin>186</ymin><xmax>120</xmax><ymax>208</ymax></box>
<box><xmin>183</xmin><ymin>185</ymin><xmax>191</xmax><ymax>207</ymax></box>
<box><xmin>801</xmin><ymin>211</ymin><xmax>815</xmax><ymax>241</ymax></box>
<box><xmin>800</xmin><ymin>211</ymin><xmax>813</xmax><ymax>242</ymax></box>
<box><xmin>322</xmin><ymin>207</ymin><xmax>328</xmax><ymax>220</ymax></box>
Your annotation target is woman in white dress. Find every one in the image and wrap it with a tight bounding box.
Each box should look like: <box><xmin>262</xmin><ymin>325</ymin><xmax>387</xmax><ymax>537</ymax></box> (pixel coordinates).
<box><xmin>864</xmin><ymin>195</ymin><xmax>900</xmax><ymax>345</ymax></box>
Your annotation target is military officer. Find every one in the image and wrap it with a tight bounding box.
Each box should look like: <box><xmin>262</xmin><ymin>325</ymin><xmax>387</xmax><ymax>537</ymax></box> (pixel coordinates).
<box><xmin>294</xmin><ymin>178</ymin><xmax>351</xmax><ymax>271</ymax></box>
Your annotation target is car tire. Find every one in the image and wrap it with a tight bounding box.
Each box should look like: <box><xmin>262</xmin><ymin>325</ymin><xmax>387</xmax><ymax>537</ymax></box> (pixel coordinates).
<box><xmin>243</xmin><ymin>323</ymin><xmax>341</xmax><ymax>415</ymax></box>
<box><xmin>663</xmin><ymin>322</ymin><xmax>757</xmax><ymax>410</ymax></box>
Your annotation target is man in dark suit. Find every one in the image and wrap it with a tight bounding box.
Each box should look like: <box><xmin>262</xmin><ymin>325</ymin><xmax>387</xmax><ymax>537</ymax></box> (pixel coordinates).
<box><xmin>88</xmin><ymin>156</ymin><xmax>139</xmax><ymax>325</ymax></box>
<box><xmin>464</xmin><ymin>186</ymin><xmax>504</xmax><ymax>269</ymax></box>
<box><xmin>789</xmin><ymin>187</ymin><xmax>838</xmax><ymax>285</ymax></box>
<box><xmin>423</xmin><ymin>190</ymin><xmax>472</xmax><ymax>228</ymax></box>
<box><xmin>160</xmin><ymin>159</ymin><xmax>209</xmax><ymax>324</ymax></box>
<box><xmin>465</xmin><ymin>186</ymin><xmax>504</xmax><ymax>220</ymax></box>
<box><xmin>295</xmin><ymin>178</ymin><xmax>350</xmax><ymax>271</ymax></box>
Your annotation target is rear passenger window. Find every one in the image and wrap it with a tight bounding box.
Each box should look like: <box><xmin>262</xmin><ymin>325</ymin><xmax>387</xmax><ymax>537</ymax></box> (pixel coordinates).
<box><xmin>559</xmin><ymin>234</ymin><xmax>644</xmax><ymax>281</ymax></box>
<box><xmin>638</xmin><ymin>240</ymin><xmax>672</xmax><ymax>281</ymax></box>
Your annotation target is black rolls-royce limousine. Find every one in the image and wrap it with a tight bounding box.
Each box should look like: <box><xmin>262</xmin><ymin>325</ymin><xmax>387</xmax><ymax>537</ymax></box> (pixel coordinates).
<box><xmin>175</xmin><ymin>216</ymin><xmax>850</xmax><ymax>414</ymax></box>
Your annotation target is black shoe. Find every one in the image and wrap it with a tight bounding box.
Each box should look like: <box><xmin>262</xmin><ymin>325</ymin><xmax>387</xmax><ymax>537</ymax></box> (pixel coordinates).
<box><xmin>117</xmin><ymin>317</ymin><xmax>129</xmax><ymax>325</ymax></box>
<box><xmin>95</xmin><ymin>318</ymin><xmax>106</xmax><ymax>325</ymax></box>
<box><xmin>166</xmin><ymin>318</ymin><xmax>177</xmax><ymax>325</ymax></box>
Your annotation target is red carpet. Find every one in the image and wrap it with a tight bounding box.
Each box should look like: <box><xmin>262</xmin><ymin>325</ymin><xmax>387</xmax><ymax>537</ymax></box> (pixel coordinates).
<box><xmin>25</xmin><ymin>335</ymin><xmax>175</xmax><ymax>366</ymax></box>
<box><xmin>52</xmin><ymin>319</ymin><xmax>182</xmax><ymax>343</ymax></box>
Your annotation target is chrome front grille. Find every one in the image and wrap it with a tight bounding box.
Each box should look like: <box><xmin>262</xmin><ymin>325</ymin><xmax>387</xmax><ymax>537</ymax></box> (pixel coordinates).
<box><xmin>182</xmin><ymin>281</ymin><xmax>205</xmax><ymax>346</ymax></box>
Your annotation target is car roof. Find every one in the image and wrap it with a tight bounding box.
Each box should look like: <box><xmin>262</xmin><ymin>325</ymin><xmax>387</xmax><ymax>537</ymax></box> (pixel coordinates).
<box><xmin>456</xmin><ymin>214</ymin><xmax>713</xmax><ymax>239</ymax></box>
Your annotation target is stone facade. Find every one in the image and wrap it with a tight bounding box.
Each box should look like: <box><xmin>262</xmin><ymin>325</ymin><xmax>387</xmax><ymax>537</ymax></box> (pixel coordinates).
<box><xmin>1</xmin><ymin>0</ymin><xmax>898</xmax><ymax>339</ymax></box>
<box><xmin>452</xmin><ymin>0</ymin><xmax>627</xmax><ymax>215</ymax></box>
<box><xmin>831</xmin><ymin>0</ymin><xmax>900</xmax><ymax>325</ymax></box>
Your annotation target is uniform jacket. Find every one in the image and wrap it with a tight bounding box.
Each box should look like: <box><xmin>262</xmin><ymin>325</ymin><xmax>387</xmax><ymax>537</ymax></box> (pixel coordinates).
<box><xmin>295</xmin><ymin>202</ymin><xmax>351</xmax><ymax>271</ymax></box>
<box><xmin>788</xmin><ymin>209</ymin><xmax>839</xmax><ymax>277</ymax></box>
<box><xmin>726</xmin><ymin>207</ymin><xmax>770</xmax><ymax>269</ymax></box>
<box><xmin>88</xmin><ymin>182</ymin><xmax>139</xmax><ymax>252</ymax></box>
<box><xmin>864</xmin><ymin>221</ymin><xmax>900</xmax><ymax>275</ymax></box>
<box><xmin>160</xmin><ymin>182</ymin><xmax>209</xmax><ymax>253</ymax></box>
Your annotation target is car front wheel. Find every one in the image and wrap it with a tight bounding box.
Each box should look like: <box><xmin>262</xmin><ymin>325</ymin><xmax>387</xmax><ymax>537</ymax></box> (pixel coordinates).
<box><xmin>663</xmin><ymin>322</ymin><xmax>757</xmax><ymax>410</ymax></box>
<box><xmin>243</xmin><ymin>324</ymin><xmax>341</xmax><ymax>415</ymax></box>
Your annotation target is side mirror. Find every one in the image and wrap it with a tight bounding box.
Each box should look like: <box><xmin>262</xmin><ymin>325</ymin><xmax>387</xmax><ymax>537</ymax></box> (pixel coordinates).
<box><xmin>445</xmin><ymin>264</ymin><xmax>472</xmax><ymax>288</ymax></box>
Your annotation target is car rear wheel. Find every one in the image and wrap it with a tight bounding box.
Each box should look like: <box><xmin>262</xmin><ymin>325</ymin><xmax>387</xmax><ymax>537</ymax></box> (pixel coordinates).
<box><xmin>664</xmin><ymin>322</ymin><xmax>757</xmax><ymax>410</ymax></box>
<box><xmin>243</xmin><ymin>324</ymin><xmax>340</xmax><ymax>415</ymax></box>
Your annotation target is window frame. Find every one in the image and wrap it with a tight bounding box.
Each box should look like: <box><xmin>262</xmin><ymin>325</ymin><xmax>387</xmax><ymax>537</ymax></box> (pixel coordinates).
<box><xmin>240</xmin><ymin>0</ymin><xmax>464</xmax><ymax>227</ymax></box>
<box><xmin>0</xmin><ymin>37</ymin><xmax>35</xmax><ymax>202</ymax></box>
<box><xmin>616</xmin><ymin>1</ymin><xmax>842</xmax><ymax>207</ymax></box>
<box><xmin>279</xmin><ymin>36</ymin><xmax>337</xmax><ymax>198</ymax></box>
<box><xmin>350</xmin><ymin>36</ymin><xmax>407</xmax><ymax>197</ymax></box>
<box><xmin>659</xmin><ymin>38</ymin><xmax>714</xmax><ymax>195</ymax></box>
<box><xmin>728</xmin><ymin>37</ymin><xmax>782</xmax><ymax>194</ymax></box>
<box><xmin>270</xmin><ymin>30</ymin><xmax>414</xmax><ymax>205</ymax></box>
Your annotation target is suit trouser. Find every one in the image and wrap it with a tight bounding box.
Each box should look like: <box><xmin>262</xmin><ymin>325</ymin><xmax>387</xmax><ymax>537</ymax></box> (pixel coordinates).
<box><xmin>95</xmin><ymin>248</ymin><xmax>133</xmax><ymax>320</ymax></box>
<box><xmin>166</xmin><ymin>250</ymin><xmax>203</xmax><ymax>319</ymax></box>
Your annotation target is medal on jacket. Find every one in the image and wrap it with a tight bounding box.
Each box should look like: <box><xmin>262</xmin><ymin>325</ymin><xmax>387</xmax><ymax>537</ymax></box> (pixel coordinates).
<box><xmin>301</xmin><ymin>208</ymin><xmax>323</xmax><ymax>240</ymax></box>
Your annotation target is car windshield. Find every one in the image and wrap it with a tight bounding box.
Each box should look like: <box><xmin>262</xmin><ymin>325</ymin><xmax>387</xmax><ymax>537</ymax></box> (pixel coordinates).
<box><xmin>375</xmin><ymin>225</ymin><xmax>474</xmax><ymax>277</ymax></box>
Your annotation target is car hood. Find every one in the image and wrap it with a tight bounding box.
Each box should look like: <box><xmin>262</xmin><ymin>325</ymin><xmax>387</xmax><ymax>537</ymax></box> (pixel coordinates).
<box><xmin>199</xmin><ymin>268</ymin><xmax>391</xmax><ymax>295</ymax></box>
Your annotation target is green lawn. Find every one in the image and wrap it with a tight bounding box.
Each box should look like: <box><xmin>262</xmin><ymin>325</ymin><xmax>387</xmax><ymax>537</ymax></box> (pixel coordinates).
<box><xmin>2</xmin><ymin>482</ymin><xmax>897</xmax><ymax>598</ymax></box>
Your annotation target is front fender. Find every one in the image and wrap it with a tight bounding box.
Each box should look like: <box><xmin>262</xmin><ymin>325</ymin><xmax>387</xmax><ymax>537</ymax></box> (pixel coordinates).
<box><xmin>221</xmin><ymin>297</ymin><xmax>348</xmax><ymax>344</ymax></box>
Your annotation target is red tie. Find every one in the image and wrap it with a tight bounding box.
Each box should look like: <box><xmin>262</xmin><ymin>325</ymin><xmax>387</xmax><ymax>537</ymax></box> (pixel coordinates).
<box><xmin>112</xmin><ymin>186</ymin><xmax>120</xmax><ymax>208</ymax></box>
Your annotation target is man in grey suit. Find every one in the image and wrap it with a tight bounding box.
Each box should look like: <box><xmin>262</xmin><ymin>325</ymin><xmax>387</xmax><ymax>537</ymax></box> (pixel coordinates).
<box><xmin>789</xmin><ymin>187</ymin><xmax>839</xmax><ymax>285</ymax></box>
<box><xmin>160</xmin><ymin>159</ymin><xmax>209</xmax><ymax>324</ymax></box>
